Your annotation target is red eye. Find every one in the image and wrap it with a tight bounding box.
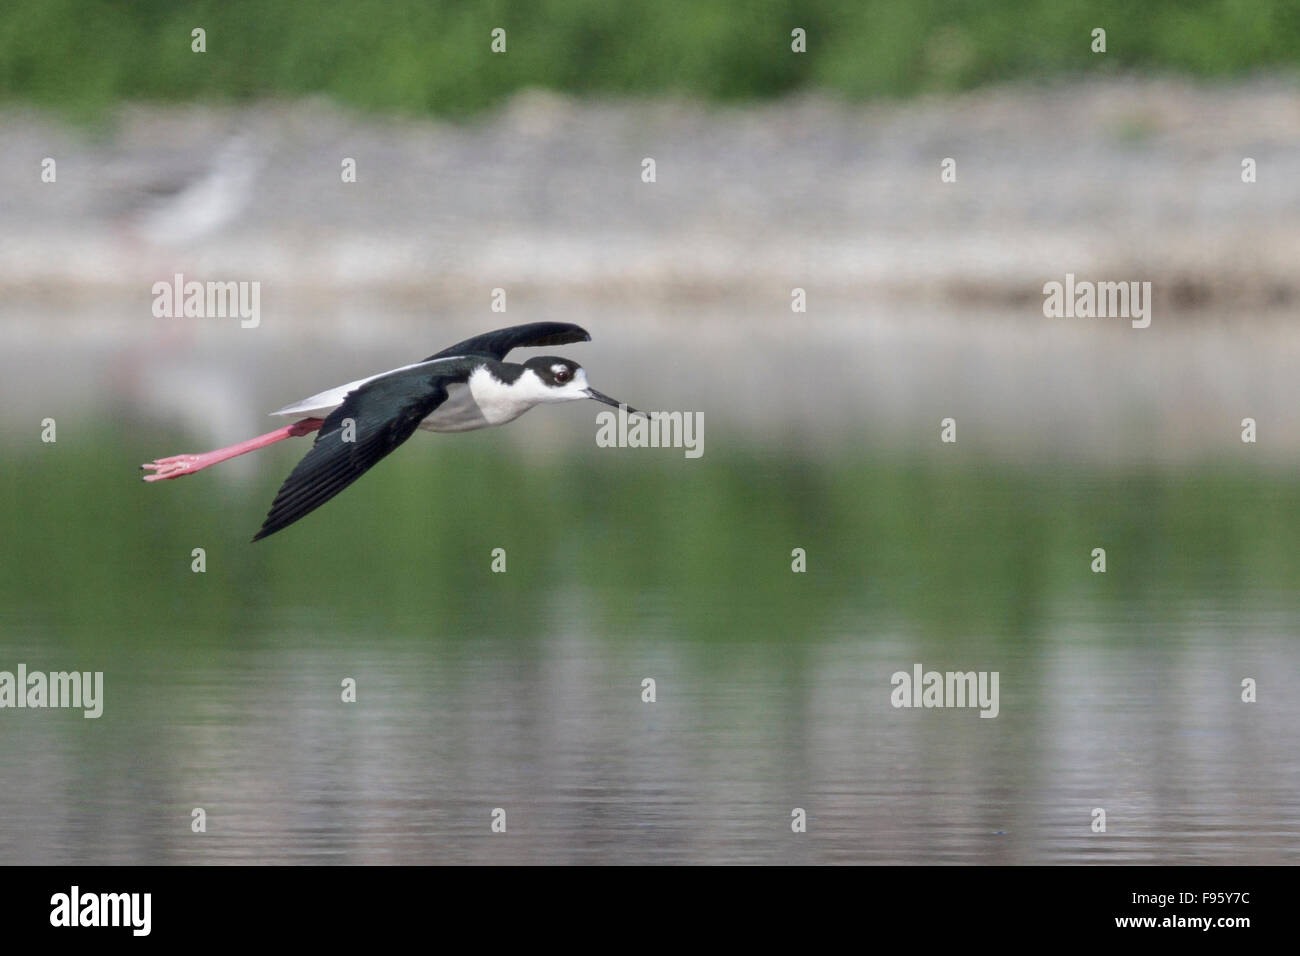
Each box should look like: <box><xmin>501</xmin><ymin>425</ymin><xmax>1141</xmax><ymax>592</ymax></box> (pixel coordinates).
<box><xmin>554</xmin><ymin>368</ymin><xmax>572</xmax><ymax>384</ymax></box>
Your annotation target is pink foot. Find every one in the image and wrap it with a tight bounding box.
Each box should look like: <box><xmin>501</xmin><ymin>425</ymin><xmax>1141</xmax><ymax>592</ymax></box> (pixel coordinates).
<box><xmin>141</xmin><ymin>418</ymin><xmax>323</xmax><ymax>483</ymax></box>
<box><xmin>141</xmin><ymin>453</ymin><xmax>206</xmax><ymax>481</ymax></box>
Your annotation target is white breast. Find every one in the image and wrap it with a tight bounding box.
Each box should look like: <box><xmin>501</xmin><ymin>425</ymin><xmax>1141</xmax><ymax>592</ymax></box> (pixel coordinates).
<box><xmin>417</xmin><ymin>382</ymin><xmax>488</xmax><ymax>432</ymax></box>
<box><xmin>420</xmin><ymin>367</ymin><xmax>540</xmax><ymax>432</ymax></box>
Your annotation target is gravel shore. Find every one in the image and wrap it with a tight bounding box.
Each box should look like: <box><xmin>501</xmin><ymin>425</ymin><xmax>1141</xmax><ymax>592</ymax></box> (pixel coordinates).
<box><xmin>3</xmin><ymin>77</ymin><xmax>1298</xmax><ymax>303</ymax></box>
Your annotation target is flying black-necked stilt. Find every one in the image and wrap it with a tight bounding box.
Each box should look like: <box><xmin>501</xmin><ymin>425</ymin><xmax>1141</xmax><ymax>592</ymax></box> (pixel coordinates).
<box><xmin>142</xmin><ymin>322</ymin><xmax>642</xmax><ymax>541</ymax></box>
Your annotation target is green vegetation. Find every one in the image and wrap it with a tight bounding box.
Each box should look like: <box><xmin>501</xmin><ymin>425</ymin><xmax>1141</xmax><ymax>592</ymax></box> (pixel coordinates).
<box><xmin>2</xmin><ymin>1</ymin><xmax>1298</xmax><ymax>119</ymax></box>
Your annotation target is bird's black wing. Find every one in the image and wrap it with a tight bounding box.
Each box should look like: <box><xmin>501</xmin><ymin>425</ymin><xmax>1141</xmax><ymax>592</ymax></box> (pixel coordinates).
<box><xmin>423</xmin><ymin>322</ymin><xmax>590</xmax><ymax>361</ymax></box>
<box><xmin>252</xmin><ymin>357</ymin><xmax>479</xmax><ymax>541</ymax></box>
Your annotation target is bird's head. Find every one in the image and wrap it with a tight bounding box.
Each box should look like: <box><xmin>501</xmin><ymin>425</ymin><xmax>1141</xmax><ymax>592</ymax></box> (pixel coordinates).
<box><xmin>522</xmin><ymin>356</ymin><xmax>641</xmax><ymax>414</ymax></box>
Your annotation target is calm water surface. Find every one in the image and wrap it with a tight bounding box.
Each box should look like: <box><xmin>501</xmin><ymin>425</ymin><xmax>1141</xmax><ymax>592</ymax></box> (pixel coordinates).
<box><xmin>2</xmin><ymin>433</ymin><xmax>1297</xmax><ymax>864</ymax></box>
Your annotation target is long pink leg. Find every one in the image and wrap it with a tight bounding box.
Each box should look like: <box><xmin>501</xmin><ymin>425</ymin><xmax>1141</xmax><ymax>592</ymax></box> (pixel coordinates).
<box><xmin>141</xmin><ymin>418</ymin><xmax>324</xmax><ymax>482</ymax></box>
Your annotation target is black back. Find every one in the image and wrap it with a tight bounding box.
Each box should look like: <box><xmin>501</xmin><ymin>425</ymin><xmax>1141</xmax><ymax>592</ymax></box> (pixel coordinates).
<box><xmin>424</xmin><ymin>322</ymin><xmax>590</xmax><ymax>361</ymax></box>
<box><xmin>253</xmin><ymin>356</ymin><xmax>479</xmax><ymax>541</ymax></box>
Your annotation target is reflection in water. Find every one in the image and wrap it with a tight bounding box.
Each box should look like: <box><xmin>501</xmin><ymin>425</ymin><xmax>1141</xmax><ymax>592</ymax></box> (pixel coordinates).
<box><xmin>1</xmin><ymin>433</ymin><xmax>1298</xmax><ymax>864</ymax></box>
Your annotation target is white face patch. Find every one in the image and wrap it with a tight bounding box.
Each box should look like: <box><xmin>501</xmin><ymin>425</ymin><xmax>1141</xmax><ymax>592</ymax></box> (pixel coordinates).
<box><xmin>520</xmin><ymin>365</ymin><xmax>590</xmax><ymax>403</ymax></box>
<box><xmin>556</xmin><ymin>367</ymin><xmax>591</xmax><ymax>401</ymax></box>
<box><xmin>465</xmin><ymin>365</ymin><xmax>592</xmax><ymax>417</ymax></box>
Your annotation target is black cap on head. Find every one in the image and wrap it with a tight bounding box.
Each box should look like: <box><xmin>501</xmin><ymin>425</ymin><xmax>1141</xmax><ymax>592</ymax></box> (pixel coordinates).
<box><xmin>524</xmin><ymin>355</ymin><xmax>582</xmax><ymax>386</ymax></box>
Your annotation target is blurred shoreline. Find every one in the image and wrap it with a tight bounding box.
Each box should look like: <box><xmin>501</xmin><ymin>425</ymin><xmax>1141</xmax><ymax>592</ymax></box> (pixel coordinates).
<box><xmin>3</xmin><ymin>78</ymin><xmax>1299</xmax><ymax>303</ymax></box>
<box><xmin>3</xmin><ymin>79</ymin><xmax>1299</xmax><ymax>462</ymax></box>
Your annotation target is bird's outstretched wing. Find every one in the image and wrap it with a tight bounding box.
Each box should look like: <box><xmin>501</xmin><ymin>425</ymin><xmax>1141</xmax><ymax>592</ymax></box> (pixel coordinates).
<box><xmin>253</xmin><ymin>357</ymin><xmax>478</xmax><ymax>541</ymax></box>
<box><xmin>424</xmin><ymin>322</ymin><xmax>590</xmax><ymax>361</ymax></box>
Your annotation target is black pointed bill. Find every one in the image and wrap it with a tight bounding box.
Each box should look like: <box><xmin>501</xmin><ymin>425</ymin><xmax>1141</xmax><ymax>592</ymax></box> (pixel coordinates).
<box><xmin>586</xmin><ymin>388</ymin><xmax>644</xmax><ymax>417</ymax></box>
